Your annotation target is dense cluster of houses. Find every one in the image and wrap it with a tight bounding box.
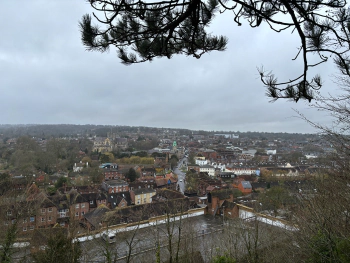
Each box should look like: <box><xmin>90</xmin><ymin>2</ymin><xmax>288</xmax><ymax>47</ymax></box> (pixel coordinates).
<box><xmin>0</xmin><ymin>167</ymin><xmax>180</xmax><ymax>236</ymax></box>
<box><xmin>187</xmin><ymin>150</ymin><xmax>318</xmax><ymax>183</ymax></box>
<box><xmin>0</xmin><ymin>127</ymin><xmax>326</xmax><ymax>241</ymax></box>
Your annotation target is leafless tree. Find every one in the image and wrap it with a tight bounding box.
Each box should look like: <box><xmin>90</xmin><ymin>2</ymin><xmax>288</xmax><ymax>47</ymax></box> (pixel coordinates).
<box><xmin>289</xmin><ymin>58</ymin><xmax>350</xmax><ymax>261</ymax></box>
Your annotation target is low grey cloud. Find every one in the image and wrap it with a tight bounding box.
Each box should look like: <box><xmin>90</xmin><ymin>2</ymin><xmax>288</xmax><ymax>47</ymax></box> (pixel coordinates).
<box><xmin>0</xmin><ymin>1</ymin><xmax>338</xmax><ymax>133</ymax></box>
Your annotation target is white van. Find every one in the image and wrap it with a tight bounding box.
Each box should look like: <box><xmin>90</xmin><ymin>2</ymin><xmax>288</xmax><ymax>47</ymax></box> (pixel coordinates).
<box><xmin>102</xmin><ymin>232</ymin><xmax>116</xmax><ymax>243</ymax></box>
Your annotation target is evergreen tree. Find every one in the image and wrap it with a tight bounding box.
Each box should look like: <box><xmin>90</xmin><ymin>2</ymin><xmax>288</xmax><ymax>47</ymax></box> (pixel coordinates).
<box><xmin>80</xmin><ymin>0</ymin><xmax>349</xmax><ymax>102</ymax></box>
<box><xmin>126</xmin><ymin>168</ymin><xmax>138</xmax><ymax>182</ymax></box>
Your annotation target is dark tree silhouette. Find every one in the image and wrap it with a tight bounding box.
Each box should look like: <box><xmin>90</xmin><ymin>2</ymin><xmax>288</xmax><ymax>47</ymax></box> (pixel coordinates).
<box><xmin>32</xmin><ymin>230</ymin><xmax>81</xmax><ymax>263</ymax></box>
<box><xmin>126</xmin><ymin>168</ymin><xmax>138</xmax><ymax>182</ymax></box>
<box><xmin>80</xmin><ymin>0</ymin><xmax>349</xmax><ymax>102</ymax></box>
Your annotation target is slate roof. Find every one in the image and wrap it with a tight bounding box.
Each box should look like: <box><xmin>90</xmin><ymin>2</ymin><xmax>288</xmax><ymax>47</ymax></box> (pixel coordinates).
<box><xmin>129</xmin><ymin>181</ymin><xmax>156</xmax><ymax>190</ymax></box>
<box><xmin>155</xmin><ymin>178</ymin><xmax>168</xmax><ymax>187</ymax></box>
<box><xmin>104</xmin><ymin>179</ymin><xmax>129</xmax><ymax>187</ymax></box>
<box><xmin>133</xmin><ymin>188</ymin><xmax>156</xmax><ymax>195</ymax></box>
<box><xmin>81</xmin><ymin>192</ymin><xmax>108</xmax><ymax>209</ymax></box>
<box><xmin>48</xmin><ymin>192</ymin><xmax>88</xmax><ymax>209</ymax></box>
<box><xmin>57</xmin><ymin>185</ymin><xmax>100</xmax><ymax>194</ymax></box>
<box><xmin>104</xmin><ymin>198</ymin><xmax>192</xmax><ymax>225</ymax></box>
<box><xmin>241</xmin><ymin>181</ymin><xmax>252</xmax><ymax>189</ymax></box>
<box><xmin>154</xmin><ymin>189</ymin><xmax>184</xmax><ymax>200</ymax></box>
<box><xmin>108</xmin><ymin>192</ymin><xmax>132</xmax><ymax>209</ymax></box>
<box><xmin>84</xmin><ymin>204</ymin><xmax>110</xmax><ymax>229</ymax></box>
<box><xmin>39</xmin><ymin>197</ymin><xmax>57</xmax><ymax>208</ymax></box>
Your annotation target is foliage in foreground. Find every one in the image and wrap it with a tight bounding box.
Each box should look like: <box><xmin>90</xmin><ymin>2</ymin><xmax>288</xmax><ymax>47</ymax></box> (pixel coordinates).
<box><xmin>32</xmin><ymin>231</ymin><xmax>81</xmax><ymax>263</ymax></box>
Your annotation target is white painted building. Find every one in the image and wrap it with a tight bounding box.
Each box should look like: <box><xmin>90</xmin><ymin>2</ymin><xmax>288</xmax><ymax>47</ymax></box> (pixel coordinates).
<box><xmin>266</xmin><ymin>149</ymin><xmax>277</xmax><ymax>155</ymax></box>
<box><xmin>199</xmin><ymin>165</ymin><xmax>215</xmax><ymax>177</ymax></box>
<box><xmin>212</xmin><ymin>163</ymin><xmax>226</xmax><ymax>172</ymax></box>
<box><xmin>305</xmin><ymin>154</ymin><xmax>318</xmax><ymax>159</ymax></box>
<box><xmin>73</xmin><ymin>161</ymin><xmax>88</xmax><ymax>172</ymax></box>
<box><xmin>195</xmin><ymin>159</ymin><xmax>208</xmax><ymax>166</ymax></box>
<box><xmin>227</xmin><ymin>167</ymin><xmax>256</xmax><ymax>175</ymax></box>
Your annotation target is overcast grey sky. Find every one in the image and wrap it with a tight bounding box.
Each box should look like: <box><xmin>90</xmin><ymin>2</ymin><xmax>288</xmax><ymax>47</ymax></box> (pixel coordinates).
<box><xmin>0</xmin><ymin>1</ymin><xmax>341</xmax><ymax>133</ymax></box>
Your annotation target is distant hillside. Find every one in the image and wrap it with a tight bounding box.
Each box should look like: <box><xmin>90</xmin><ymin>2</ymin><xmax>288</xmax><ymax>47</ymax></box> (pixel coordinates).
<box><xmin>0</xmin><ymin>124</ymin><xmax>316</xmax><ymax>140</ymax></box>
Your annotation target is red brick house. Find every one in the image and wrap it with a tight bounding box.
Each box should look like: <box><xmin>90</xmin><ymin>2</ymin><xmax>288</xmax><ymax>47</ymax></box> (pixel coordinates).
<box><xmin>141</xmin><ymin>167</ymin><xmax>156</xmax><ymax>177</ymax></box>
<box><xmin>155</xmin><ymin>177</ymin><xmax>177</xmax><ymax>190</ymax></box>
<box><xmin>81</xmin><ymin>192</ymin><xmax>108</xmax><ymax>211</ymax></box>
<box><xmin>49</xmin><ymin>192</ymin><xmax>89</xmax><ymax>227</ymax></box>
<box><xmin>102</xmin><ymin>179</ymin><xmax>129</xmax><ymax>193</ymax></box>
<box><xmin>221</xmin><ymin>200</ymin><xmax>239</xmax><ymax>219</ymax></box>
<box><xmin>35</xmin><ymin>198</ymin><xmax>58</xmax><ymax>229</ymax></box>
<box><xmin>237</xmin><ymin>181</ymin><xmax>252</xmax><ymax>195</ymax></box>
<box><xmin>71</xmin><ymin>194</ymin><xmax>90</xmax><ymax>220</ymax></box>
<box><xmin>107</xmin><ymin>192</ymin><xmax>132</xmax><ymax>209</ymax></box>
<box><xmin>103</xmin><ymin>169</ymin><xmax>119</xmax><ymax>180</ymax></box>
<box><xmin>207</xmin><ymin>189</ymin><xmax>241</xmax><ymax>215</ymax></box>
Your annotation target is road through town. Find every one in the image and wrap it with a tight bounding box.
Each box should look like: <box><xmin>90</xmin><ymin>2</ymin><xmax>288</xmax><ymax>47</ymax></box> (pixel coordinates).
<box><xmin>174</xmin><ymin>157</ymin><xmax>187</xmax><ymax>193</ymax></box>
<box><xmin>79</xmin><ymin>214</ymin><xmax>226</xmax><ymax>263</ymax></box>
